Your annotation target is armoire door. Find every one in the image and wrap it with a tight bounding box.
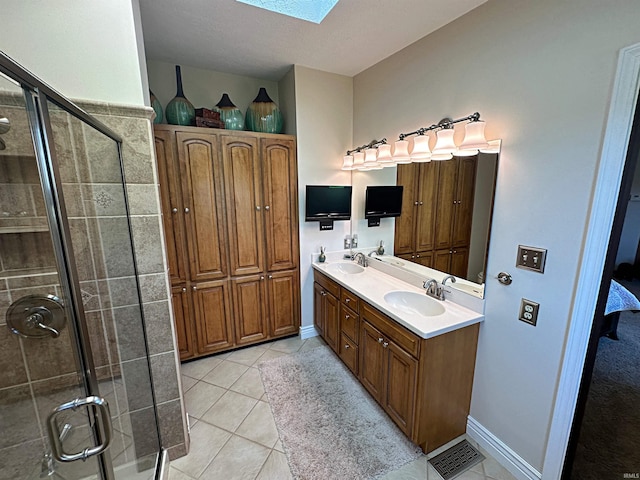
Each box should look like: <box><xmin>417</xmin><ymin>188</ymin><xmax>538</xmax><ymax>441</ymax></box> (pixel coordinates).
<box><xmin>154</xmin><ymin>129</ymin><xmax>188</xmax><ymax>284</ymax></box>
<box><xmin>176</xmin><ymin>132</ymin><xmax>228</xmax><ymax>281</ymax></box>
<box><xmin>434</xmin><ymin>158</ymin><xmax>458</xmax><ymax>249</ymax></box>
<box><xmin>231</xmin><ymin>274</ymin><xmax>268</xmax><ymax>345</ymax></box>
<box><xmin>414</xmin><ymin>162</ymin><xmax>439</xmax><ymax>252</ymax></box>
<box><xmin>394</xmin><ymin>164</ymin><xmax>418</xmax><ymax>254</ymax></box>
<box><xmin>171</xmin><ymin>284</ymin><xmax>195</xmax><ymax>360</ymax></box>
<box><xmin>267</xmin><ymin>269</ymin><xmax>300</xmax><ymax>337</ymax></box>
<box><xmin>261</xmin><ymin>137</ymin><xmax>299</xmax><ymax>272</ymax></box>
<box><xmin>193</xmin><ymin>280</ymin><xmax>234</xmax><ymax>354</ymax></box>
<box><xmin>451</xmin><ymin>156</ymin><xmax>477</xmax><ymax>248</ymax></box>
<box><xmin>221</xmin><ymin>136</ymin><xmax>265</xmax><ymax>276</ymax></box>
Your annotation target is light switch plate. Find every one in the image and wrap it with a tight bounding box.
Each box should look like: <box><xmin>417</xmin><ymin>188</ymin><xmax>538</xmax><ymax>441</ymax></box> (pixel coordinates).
<box><xmin>519</xmin><ymin>298</ymin><xmax>539</xmax><ymax>326</ymax></box>
<box><xmin>516</xmin><ymin>245</ymin><xmax>547</xmax><ymax>273</ymax></box>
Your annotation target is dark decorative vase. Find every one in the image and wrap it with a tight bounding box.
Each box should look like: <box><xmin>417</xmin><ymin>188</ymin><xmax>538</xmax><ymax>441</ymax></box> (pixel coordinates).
<box><xmin>165</xmin><ymin>66</ymin><xmax>195</xmax><ymax>126</ymax></box>
<box><xmin>245</xmin><ymin>87</ymin><xmax>283</xmax><ymax>134</ymax></box>
<box><xmin>150</xmin><ymin>90</ymin><xmax>163</xmax><ymax>124</ymax></box>
<box><xmin>213</xmin><ymin>93</ymin><xmax>244</xmax><ymax>130</ymax></box>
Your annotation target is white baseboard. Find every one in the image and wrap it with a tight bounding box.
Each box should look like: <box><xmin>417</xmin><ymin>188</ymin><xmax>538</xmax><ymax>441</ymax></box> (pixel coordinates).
<box><xmin>467</xmin><ymin>416</ymin><xmax>542</xmax><ymax>480</ymax></box>
<box><xmin>299</xmin><ymin>324</ymin><xmax>319</xmax><ymax>339</ymax></box>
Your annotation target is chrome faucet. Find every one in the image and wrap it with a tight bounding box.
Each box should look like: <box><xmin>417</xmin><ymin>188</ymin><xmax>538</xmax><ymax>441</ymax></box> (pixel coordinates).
<box><xmin>442</xmin><ymin>275</ymin><xmax>456</xmax><ymax>286</ymax></box>
<box><xmin>353</xmin><ymin>252</ymin><xmax>367</xmax><ymax>267</ymax></box>
<box><xmin>423</xmin><ymin>279</ymin><xmax>445</xmax><ymax>301</ymax></box>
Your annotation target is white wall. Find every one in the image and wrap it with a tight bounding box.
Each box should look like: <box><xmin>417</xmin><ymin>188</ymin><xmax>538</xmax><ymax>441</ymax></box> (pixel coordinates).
<box><xmin>0</xmin><ymin>0</ymin><xmax>146</xmax><ymax>105</ymax></box>
<box><xmin>353</xmin><ymin>0</ymin><xmax>640</xmax><ymax>473</ymax></box>
<box><xmin>146</xmin><ymin>60</ymin><xmax>280</xmax><ymax>123</ymax></box>
<box><xmin>278</xmin><ymin>67</ymin><xmax>297</xmax><ymax>135</ymax></box>
<box><xmin>294</xmin><ymin>65</ymin><xmax>353</xmax><ymax>328</ymax></box>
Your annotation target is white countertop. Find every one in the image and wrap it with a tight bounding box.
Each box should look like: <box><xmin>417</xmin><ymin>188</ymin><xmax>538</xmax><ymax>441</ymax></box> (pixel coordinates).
<box><xmin>312</xmin><ymin>259</ymin><xmax>484</xmax><ymax>339</ymax></box>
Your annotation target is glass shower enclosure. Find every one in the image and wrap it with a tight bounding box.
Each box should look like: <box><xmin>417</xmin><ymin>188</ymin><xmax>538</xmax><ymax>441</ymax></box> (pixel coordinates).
<box><xmin>0</xmin><ymin>53</ymin><xmax>164</xmax><ymax>479</ymax></box>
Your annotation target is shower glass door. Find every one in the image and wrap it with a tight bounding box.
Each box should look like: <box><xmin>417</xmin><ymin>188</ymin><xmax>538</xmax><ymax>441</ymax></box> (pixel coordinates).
<box><xmin>0</xmin><ymin>57</ymin><xmax>161</xmax><ymax>480</ymax></box>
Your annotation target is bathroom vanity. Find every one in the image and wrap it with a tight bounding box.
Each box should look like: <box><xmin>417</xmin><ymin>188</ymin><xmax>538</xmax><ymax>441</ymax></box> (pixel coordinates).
<box><xmin>313</xmin><ymin>258</ymin><xmax>483</xmax><ymax>453</ymax></box>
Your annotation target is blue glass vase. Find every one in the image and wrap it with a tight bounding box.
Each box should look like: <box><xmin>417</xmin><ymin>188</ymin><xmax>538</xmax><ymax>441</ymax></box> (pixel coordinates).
<box><xmin>245</xmin><ymin>87</ymin><xmax>283</xmax><ymax>134</ymax></box>
<box><xmin>165</xmin><ymin>65</ymin><xmax>195</xmax><ymax>126</ymax></box>
<box><xmin>213</xmin><ymin>93</ymin><xmax>244</xmax><ymax>130</ymax></box>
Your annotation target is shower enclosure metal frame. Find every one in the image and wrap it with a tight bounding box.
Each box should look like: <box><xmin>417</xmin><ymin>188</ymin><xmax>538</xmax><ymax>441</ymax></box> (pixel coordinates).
<box><xmin>0</xmin><ymin>51</ymin><xmax>165</xmax><ymax>479</ymax></box>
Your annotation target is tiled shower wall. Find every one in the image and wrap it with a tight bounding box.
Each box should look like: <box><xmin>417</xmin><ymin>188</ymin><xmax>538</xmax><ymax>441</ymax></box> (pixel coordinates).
<box><xmin>0</xmin><ymin>93</ymin><xmax>187</xmax><ymax>478</ymax></box>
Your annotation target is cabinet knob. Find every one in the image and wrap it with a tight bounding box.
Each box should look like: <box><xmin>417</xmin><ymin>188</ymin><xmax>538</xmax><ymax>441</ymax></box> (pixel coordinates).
<box><xmin>344</xmin><ymin>344</ymin><xmax>350</xmax><ymax>349</ymax></box>
<box><xmin>411</xmin><ymin>255</ymin><xmax>415</xmax><ymax>259</ymax></box>
<box><xmin>419</xmin><ymin>201</ymin><xmax>423</xmax><ymax>205</ymax></box>
<box><xmin>321</xmin><ymin>291</ymin><xmax>326</xmax><ymax>296</ymax></box>
<box><xmin>265</xmin><ymin>205</ymin><xmax>270</xmax><ymax>211</ymax></box>
<box><xmin>383</xmin><ymin>341</ymin><xmax>389</xmax><ymax>348</ymax></box>
<box><xmin>260</xmin><ymin>276</ymin><xmax>265</xmax><ymax>280</ymax></box>
<box><xmin>345</xmin><ymin>298</ymin><xmax>350</xmax><ymax>303</ymax></box>
<box><xmin>345</xmin><ymin>314</ymin><xmax>350</xmax><ymax>320</ymax></box>
<box><xmin>172</xmin><ymin>208</ymin><xmax>178</xmax><ymax>213</ymax></box>
<box><xmin>256</xmin><ymin>206</ymin><xmax>261</xmax><ymax>211</ymax></box>
<box><xmin>414</xmin><ymin>201</ymin><xmax>419</xmax><ymax>206</ymax></box>
<box><xmin>192</xmin><ymin>286</ymin><xmax>197</xmax><ymax>291</ymax></box>
<box><xmin>378</xmin><ymin>337</ymin><xmax>383</xmax><ymax>343</ymax></box>
<box><xmin>182</xmin><ymin>287</ymin><xmax>186</xmax><ymax>292</ymax></box>
<box><xmin>184</xmin><ymin>207</ymin><xmax>190</xmax><ymax>213</ymax></box>
<box><xmin>416</xmin><ymin>254</ymin><xmax>420</xmax><ymax>258</ymax></box>
<box><xmin>268</xmin><ymin>275</ymin><xmax>273</xmax><ymax>279</ymax></box>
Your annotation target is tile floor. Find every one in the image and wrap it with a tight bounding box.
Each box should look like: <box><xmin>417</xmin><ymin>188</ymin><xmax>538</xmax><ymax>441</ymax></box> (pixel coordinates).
<box><xmin>168</xmin><ymin>335</ymin><xmax>517</xmax><ymax>480</ymax></box>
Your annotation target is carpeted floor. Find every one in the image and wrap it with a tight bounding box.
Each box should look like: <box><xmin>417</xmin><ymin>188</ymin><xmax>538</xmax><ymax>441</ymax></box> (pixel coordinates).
<box><xmin>571</xmin><ymin>280</ymin><xmax>640</xmax><ymax>479</ymax></box>
<box><xmin>258</xmin><ymin>345</ymin><xmax>424</xmax><ymax>480</ymax></box>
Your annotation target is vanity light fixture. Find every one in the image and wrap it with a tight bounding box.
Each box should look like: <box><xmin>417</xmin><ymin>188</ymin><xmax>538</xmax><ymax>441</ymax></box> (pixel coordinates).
<box><xmin>393</xmin><ymin>112</ymin><xmax>495</xmax><ymax>163</ymax></box>
<box><xmin>341</xmin><ymin>138</ymin><xmax>388</xmax><ymax>171</ymax></box>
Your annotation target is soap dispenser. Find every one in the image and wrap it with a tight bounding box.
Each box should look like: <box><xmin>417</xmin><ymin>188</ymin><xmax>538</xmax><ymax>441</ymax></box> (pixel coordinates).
<box><xmin>377</xmin><ymin>240</ymin><xmax>384</xmax><ymax>255</ymax></box>
<box><xmin>318</xmin><ymin>246</ymin><xmax>326</xmax><ymax>263</ymax></box>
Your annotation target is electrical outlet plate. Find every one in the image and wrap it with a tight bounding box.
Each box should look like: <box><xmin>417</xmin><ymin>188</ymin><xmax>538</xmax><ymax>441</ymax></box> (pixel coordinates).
<box><xmin>519</xmin><ymin>298</ymin><xmax>539</xmax><ymax>326</ymax></box>
<box><xmin>516</xmin><ymin>245</ymin><xmax>546</xmax><ymax>273</ymax></box>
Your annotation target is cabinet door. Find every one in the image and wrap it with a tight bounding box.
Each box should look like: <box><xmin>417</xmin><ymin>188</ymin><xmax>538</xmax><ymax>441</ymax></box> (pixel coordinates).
<box><xmin>451</xmin><ymin>156</ymin><xmax>477</xmax><ymax>247</ymax></box>
<box><xmin>415</xmin><ymin>162</ymin><xmax>439</xmax><ymax>252</ymax></box>
<box><xmin>221</xmin><ymin>136</ymin><xmax>264</xmax><ymax>276</ymax></box>
<box><xmin>359</xmin><ymin>321</ymin><xmax>385</xmax><ymax>403</ymax></box>
<box><xmin>414</xmin><ymin>251</ymin><xmax>433</xmax><ymax>268</ymax></box>
<box><xmin>433</xmin><ymin>249</ymin><xmax>451</xmax><ymax>273</ymax></box>
<box><xmin>193</xmin><ymin>280</ymin><xmax>234</xmax><ymax>354</ymax></box>
<box><xmin>267</xmin><ymin>269</ymin><xmax>299</xmax><ymax>337</ymax></box>
<box><xmin>261</xmin><ymin>138</ymin><xmax>299</xmax><ymax>272</ymax></box>
<box><xmin>171</xmin><ymin>285</ymin><xmax>195</xmax><ymax>360</ymax></box>
<box><xmin>155</xmin><ymin>130</ymin><xmax>188</xmax><ymax>284</ymax></box>
<box><xmin>313</xmin><ymin>282</ymin><xmax>325</xmax><ymax>336</ymax></box>
<box><xmin>339</xmin><ymin>333</ymin><xmax>358</xmax><ymax>376</ymax></box>
<box><xmin>450</xmin><ymin>248</ymin><xmax>469</xmax><ymax>278</ymax></box>
<box><xmin>324</xmin><ymin>291</ymin><xmax>340</xmax><ymax>353</ymax></box>
<box><xmin>232</xmin><ymin>274</ymin><xmax>268</xmax><ymax>345</ymax></box>
<box><xmin>383</xmin><ymin>341</ymin><xmax>417</xmax><ymax>436</ymax></box>
<box><xmin>394</xmin><ymin>164</ymin><xmax>418</xmax><ymax>254</ymax></box>
<box><xmin>434</xmin><ymin>158</ymin><xmax>458</xmax><ymax>249</ymax></box>
<box><xmin>176</xmin><ymin>132</ymin><xmax>228</xmax><ymax>281</ymax></box>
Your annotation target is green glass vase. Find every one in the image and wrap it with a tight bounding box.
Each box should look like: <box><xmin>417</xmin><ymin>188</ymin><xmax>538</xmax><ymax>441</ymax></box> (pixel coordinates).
<box><xmin>245</xmin><ymin>87</ymin><xmax>283</xmax><ymax>134</ymax></box>
<box><xmin>165</xmin><ymin>65</ymin><xmax>195</xmax><ymax>126</ymax></box>
<box><xmin>213</xmin><ymin>93</ymin><xmax>244</xmax><ymax>130</ymax></box>
<box><xmin>150</xmin><ymin>90</ymin><xmax>163</xmax><ymax>124</ymax></box>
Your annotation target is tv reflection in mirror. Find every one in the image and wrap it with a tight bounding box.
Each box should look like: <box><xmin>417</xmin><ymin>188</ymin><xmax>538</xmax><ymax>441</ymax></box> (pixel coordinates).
<box><xmin>305</xmin><ymin>185</ymin><xmax>352</xmax><ymax>231</ymax></box>
<box><xmin>365</xmin><ymin>186</ymin><xmax>404</xmax><ymax>227</ymax></box>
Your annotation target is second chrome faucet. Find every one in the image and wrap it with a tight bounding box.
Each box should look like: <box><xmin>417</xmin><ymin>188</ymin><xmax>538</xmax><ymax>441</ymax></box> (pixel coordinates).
<box><xmin>423</xmin><ymin>279</ymin><xmax>445</xmax><ymax>301</ymax></box>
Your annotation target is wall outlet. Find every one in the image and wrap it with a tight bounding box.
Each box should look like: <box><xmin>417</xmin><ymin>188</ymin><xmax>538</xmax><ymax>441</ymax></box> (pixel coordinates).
<box><xmin>519</xmin><ymin>298</ymin><xmax>539</xmax><ymax>326</ymax></box>
<box><xmin>516</xmin><ymin>245</ymin><xmax>547</xmax><ymax>273</ymax></box>
<box><xmin>344</xmin><ymin>235</ymin><xmax>351</xmax><ymax>249</ymax></box>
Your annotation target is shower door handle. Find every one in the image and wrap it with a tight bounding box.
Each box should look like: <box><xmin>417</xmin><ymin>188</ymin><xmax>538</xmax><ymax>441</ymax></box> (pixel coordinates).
<box><xmin>47</xmin><ymin>396</ymin><xmax>112</xmax><ymax>462</ymax></box>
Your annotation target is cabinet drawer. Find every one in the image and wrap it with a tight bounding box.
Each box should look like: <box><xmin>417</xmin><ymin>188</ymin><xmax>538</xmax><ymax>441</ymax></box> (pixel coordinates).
<box><xmin>339</xmin><ymin>333</ymin><xmax>358</xmax><ymax>375</ymax></box>
<box><xmin>341</xmin><ymin>289</ymin><xmax>360</xmax><ymax>312</ymax></box>
<box><xmin>314</xmin><ymin>270</ymin><xmax>340</xmax><ymax>298</ymax></box>
<box><xmin>362</xmin><ymin>303</ymin><xmax>420</xmax><ymax>358</ymax></box>
<box><xmin>340</xmin><ymin>304</ymin><xmax>360</xmax><ymax>344</ymax></box>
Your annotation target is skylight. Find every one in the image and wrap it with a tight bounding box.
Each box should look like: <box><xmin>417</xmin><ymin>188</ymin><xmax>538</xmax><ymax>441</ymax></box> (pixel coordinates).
<box><xmin>236</xmin><ymin>0</ymin><xmax>339</xmax><ymax>24</ymax></box>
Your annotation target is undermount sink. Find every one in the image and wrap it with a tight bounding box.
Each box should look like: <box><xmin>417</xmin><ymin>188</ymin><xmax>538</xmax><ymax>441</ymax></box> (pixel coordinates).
<box><xmin>325</xmin><ymin>262</ymin><xmax>365</xmax><ymax>275</ymax></box>
<box><xmin>383</xmin><ymin>291</ymin><xmax>446</xmax><ymax>317</ymax></box>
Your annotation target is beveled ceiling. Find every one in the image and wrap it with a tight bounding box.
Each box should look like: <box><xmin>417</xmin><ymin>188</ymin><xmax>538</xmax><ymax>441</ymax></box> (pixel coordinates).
<box><xmin>139</xmin><ymin>0</ymin><xmax>487</xmax><ymax>81</ymax></box>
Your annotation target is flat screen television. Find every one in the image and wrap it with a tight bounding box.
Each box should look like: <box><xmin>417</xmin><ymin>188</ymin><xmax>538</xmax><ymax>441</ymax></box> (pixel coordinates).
<box><xmin>305</xmin><ymin>185</ymin><xmax>352</xmax><ymax>221</ymax></box>
<box><xmin>365</xmin><ymin>185</ymin><xmax>404</xmax><ymax>218</ymax></box>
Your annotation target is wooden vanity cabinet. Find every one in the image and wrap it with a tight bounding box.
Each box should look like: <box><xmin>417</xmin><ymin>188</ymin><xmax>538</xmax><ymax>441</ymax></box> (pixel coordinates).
<box><xmin>313</xmin><ymin>271</ymin><xmax>340</xmax><ymax>352</ymax></box>
<box><xmin>154</xmin><ymin>125</ymin><xmax>300</xmax><ymax>361</ymax></box>
<box><xmin>313</xmin><ymin>269</ymin><xmax>480</xmax><ymax>453</ymax></box>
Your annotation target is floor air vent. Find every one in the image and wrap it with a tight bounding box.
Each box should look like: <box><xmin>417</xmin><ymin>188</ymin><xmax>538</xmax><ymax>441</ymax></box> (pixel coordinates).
<box><xmin>428</xmin><ymin>439</ymin><xmax>485</xmax><ymax>479</ymax></box>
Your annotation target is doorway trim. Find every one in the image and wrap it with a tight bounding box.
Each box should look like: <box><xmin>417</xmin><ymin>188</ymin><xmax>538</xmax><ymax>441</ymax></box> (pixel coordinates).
<box><xmin>542</xmin><ymin>42</ymin><xmax>640</xmax><ymax>479</ymax></box>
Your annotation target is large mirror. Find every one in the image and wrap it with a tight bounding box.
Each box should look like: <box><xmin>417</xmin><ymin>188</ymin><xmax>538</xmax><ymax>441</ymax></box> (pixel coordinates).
<box><xmin>350</xmin><ymin>148</ymin><xmax>499</xmax><ymax>299</ymax></box>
